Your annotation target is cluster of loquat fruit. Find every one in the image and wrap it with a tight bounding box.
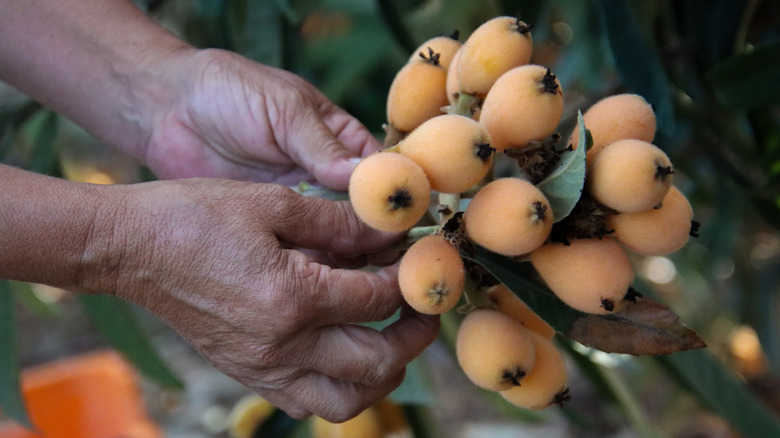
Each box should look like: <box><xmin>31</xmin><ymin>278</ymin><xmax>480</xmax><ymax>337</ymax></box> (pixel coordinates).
<box><xmin>348</xmin><ymin>14</ymin><xmax>698</xmax><ymax>412</ymax></box>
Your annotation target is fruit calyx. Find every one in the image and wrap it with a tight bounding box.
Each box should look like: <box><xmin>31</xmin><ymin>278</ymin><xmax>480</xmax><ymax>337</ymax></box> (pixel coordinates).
<box><xmin>553</xmin><ymin>388</ymin><xmax>572</xmax><ymax>408</ymax></box>
<box><xmin>502</xmin><ymin>368</ymin><xmax>527</xmax><ymax>386</ymax></box>
<box><xmin>655</xmin><ymin>164</ymin><xmax>674</xmax><ymax>180</ymax></box>
<box><xmin>541</xmin><ymin>68</ymin><xmax>559</xmax><ymax>94</ymax></box>
<box><xmin>475</xmin><ymin>142</ymin><xmax>497</xmax><ymax>161</ymax></box>
<box><xmin>428</xmin><ymin>283</ymin><xmax>451</xmax><ymax>305</ymax></box>
<box><xmin>512</xmin><ymin>13</ymin><xmax>533</xmax><ymax>35</ymax></box>
<box><xmin>532</xmin><ymin>200</ymin><xmax>548</xmax><ymax>223</ymax></box>
<box><xmin>388</xmin><ymin>189</ymin><xmax>413</xmax><ymax>210</ymax></box>
<box><xmin>418</xmin><ymin>47</ymin><xmax>442</xmax><ymax>66</ymax></box>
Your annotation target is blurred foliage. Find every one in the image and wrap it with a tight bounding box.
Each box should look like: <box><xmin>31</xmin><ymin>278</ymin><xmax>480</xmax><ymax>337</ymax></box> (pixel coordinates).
<box><xmin>2</xmin><ymin>0</ymin><xmax>780</xmax><ymax>436</ymax></box>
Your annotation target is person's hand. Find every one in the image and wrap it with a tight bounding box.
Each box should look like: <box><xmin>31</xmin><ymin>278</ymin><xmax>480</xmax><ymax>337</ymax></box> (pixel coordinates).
<box><xmin>81</xmin><ymin>179</ymin><xmax>438</xmax><ymax>421</ymax></box>
<box><xmin>144</xmin><ymin>48</ymin><xmax>382</xmax><ymax>190</ymax></box>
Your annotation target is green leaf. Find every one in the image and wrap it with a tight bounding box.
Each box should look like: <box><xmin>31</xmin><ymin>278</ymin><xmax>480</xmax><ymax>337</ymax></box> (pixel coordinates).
<box><xmin>707</xmin><ymin>39</ymin><xmax>780</xmax><ymax>110</ymax></box>
<box><xmin>463</xmin><ymin>246</ymin><xmax>705</xmax><ymax>355</ymax></box>
<box><xmin>0</xmin><ymin>100</ymin><xmax>41</xmax><ymax>162</ymax></box>
<box><xmin>657</xmin><ymin>349</ymin><xmax>780</xmax><ymax>438</ymax></box>
<box><xmin>0</xmin><ymin>281</ymin><xmax>32</xmax><ymax>429</ymax></box>
<box><xmin>78</xmin><ymin>294</ymin><xmax>184</xmax><ymax>389</ymax></box>
<box><xmin>465</xmin><ymin>248</ymin><xmax>582</xmax><ymax>332</ymax></box>
<box><xmin>27</xmin><ymin>110</ymin><xmax>59</xmax><ymax>176</ymax></box>
<box><xmin>536</xmin><ymin>111</ymin><xmax>587</xmax><ymax>222</ymax></box>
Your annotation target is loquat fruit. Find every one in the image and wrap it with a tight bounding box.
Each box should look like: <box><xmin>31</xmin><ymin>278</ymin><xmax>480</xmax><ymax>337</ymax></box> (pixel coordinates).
<box><xmin>500</xmin><ymin>331</ymin><xmax>569</xmax><ymax>410</ymax></box>
<box><xmin>607</xmin><ymin>185</ymin><xmax>694</xmax><ymax>255</ymax></box>
<box><xmin>456</xmin><ymin>309</ymin><xmax>537</xmax><ymax>391</ymax></box>
<box><xmin>227</xmin><ymin>395</ymin><xmax>275</xmax><ymax>438</ymax></box>
<box><xmin>386</xmin><ymin>52</ymin><xmax>449</xmax><ymax>133</ymax></box>
<box><xmin>586</xmin><ymin>138</ymin><xmax>674</xmax><ymax>213</ymax></box>
<box><xmin>456</xmin><ymin>16</ymin><xmax>533</xmax><ymax>97</ymax></box>
<box><xmin>479</xmin><ymin>65</ymin><xmax>564</xmax><ymax>152</ymax></box>
<box><xmin>398</xmin><ymin>114</ymin><xmax>495</xmax><ymax>193</ymax></box>
<box><xmin>530</xmin><ymin>237</ymin><xmax>634</xmax><ymax>315</ymax></box>
<box><xmin>570</xmin><ymin>93</ymin><xmax>656</xmax><ymax>165</ymax></box>
<box><xmin>464</xmin><ymin>178</ymin><xmax>553</xmax><ymax>256</ymax></box>
<box><xmin>409</xmin><ymin>33</ymin><xmax>462</xmax><ymax>70</ymax></box>
<box><xmin>399</xmin><ymin>234</ymin><xmax>465</xmax><ymax>315</ymax></box>
<box><xmin>348</xmin><ymin>152</ymin><xmax>431</xmax><ymax>232</ymax></box>
<box><xmin>374</xmin><ymin>399</ymin><xmax>410</xmax><ymax>436</ymax></box>
<box><xmin>310</xmin><ymin>407</ymin><xmax>383</xmax><ymax>438</ymax></box>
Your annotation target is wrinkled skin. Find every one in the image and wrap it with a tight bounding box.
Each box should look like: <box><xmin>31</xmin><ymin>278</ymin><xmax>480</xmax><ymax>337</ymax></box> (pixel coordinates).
<box><xmin>144</xmin><ymin>49</ymin><xmax>380</xmax><ymax>191</ymax></box>
<box><xmin>84</xmin><ymin>179</ymin><xmax>439</xmax><ymax>421</ymax></box>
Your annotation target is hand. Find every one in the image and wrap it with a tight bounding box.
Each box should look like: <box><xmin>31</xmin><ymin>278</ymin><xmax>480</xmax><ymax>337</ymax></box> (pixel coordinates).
<box><xmin>144</xmin><ymin>49</ymin><xmax>382</xmax><ymax>190</ymax></box>
<box><xmin>83</xmin><ymin>179</ymin><xmax>439</xmax><ymax>421</ymax></box>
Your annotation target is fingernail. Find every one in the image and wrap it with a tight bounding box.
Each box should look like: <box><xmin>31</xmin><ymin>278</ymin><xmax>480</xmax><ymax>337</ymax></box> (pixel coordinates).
<box><xmin>347</xmin><ymin>157</ymin><xmax>363</xmax><ymax>165</ymax></box>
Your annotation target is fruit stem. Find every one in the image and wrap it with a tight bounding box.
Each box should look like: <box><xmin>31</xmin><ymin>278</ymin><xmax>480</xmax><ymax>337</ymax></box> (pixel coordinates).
<box><xmin>382</xmin><ymin>123</ymin><xmax>406</xmax><ymax>147</ymax></box>
<box><xmin>451</xmin><ymin>93</ymin><xmax>481</xmax><ymax>118</ymax></box>
<box><xmin>438</xmin><ymin>192</ymin><xmax>460</xmax><ymax>223</ymax></box>
<box><xmin>407</xmin><ymin>225</ymin><xmax>440</xmax><ymax>241</ymax></box>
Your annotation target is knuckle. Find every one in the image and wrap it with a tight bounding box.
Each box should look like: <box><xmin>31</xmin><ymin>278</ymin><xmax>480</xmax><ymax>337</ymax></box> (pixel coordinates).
<box><xmin>262</xmin><ymin>184</ymin><xmax>301</xmax><ymax>220</ymax></box>
<box><xmin>350</xmin><ymin>332</ymin><xmax>402</xmax><ymax>387</ymax></box>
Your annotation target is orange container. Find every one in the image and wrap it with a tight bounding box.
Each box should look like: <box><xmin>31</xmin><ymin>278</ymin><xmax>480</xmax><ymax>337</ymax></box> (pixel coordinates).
<box><xmin>0</xmin><ymin>350</ymin><xmax>162</xmax><ymax>438</ymax></box>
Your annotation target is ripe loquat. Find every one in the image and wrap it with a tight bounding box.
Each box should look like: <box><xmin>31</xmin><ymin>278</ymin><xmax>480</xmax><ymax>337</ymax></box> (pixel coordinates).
<box><xmin>227</xmin><ymin>395</ymin><xmax>275</xmax><ymax>438</ymax></box>
<box><xmin>386</xmin><ymin>52</ymin><xmax>449</xmax><ymax>133</ymax></box>
<box><xmin>456</xmin><ymin>16</ymin><xmax>533</xmax><ymax>97</ymax></box>
<box><xmin>456</xmin><ymin>309</ymin><xmax>537</xmax><ymax>391</ymax></box>
<box><xmin>348</xmin><ymin>152</ymin><xmax>431</xmax><ymax>232</ymax></box>
<box><xmin>586</xmin><ymin>138</ymin><xmax>674</xmax><ymax>213</ymax></box>
<box><xmin>310</xmin><ymin>407</ymin><xmax>383</xmax><ymax>438</ymax></box>
<box><xmin>464</xmin><ymin>178</ymin><xmax>553</xmax><ymax>256</ymax></box>
<box><xmin>569</xmin><ymin>93</ymin><xmax>657</xmax><ymax>165</ymax></box>
<box><xmin>607</xmin><ymin>185</ymin><xmax>694</xmax><ymax>255</ymax></box>
<box><xmin>399</xmin><ymin>234</ymin><xmax>465</xmax><ymax>315</ymax></box>
<box><xmin>500</xmin><ymin>331</ymin><xmax>569</xmax><ymax>410</ymax></box>
<box><xmin>409</xmin><ymin>34</ymin><xmax>462</xmax><ymax>70</ymax></box>
<box><xmin>530</xmin><ymin>237</ymin><xmax>634</xmax><ymax>314</ymax></box>
<box><xmin>479</xmin><ymin>65</ymin><xmax>564</xmax><ymax>152</ymax></box>
<box><xmin>398</xmin><ymin>114</ymin><xmax>495</xmax><ymax>193</ymax></box>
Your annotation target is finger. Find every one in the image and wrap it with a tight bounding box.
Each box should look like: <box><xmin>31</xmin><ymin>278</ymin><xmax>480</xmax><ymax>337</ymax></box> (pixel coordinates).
<box><xmin>284</xmin><ymin>102</ymin><xmax>381</xmax><ymax>191</ymax></box>
<box><xmin>296</xmin><ymin>307</ymin><xmax>440</xmax><ymax>386</ymax></box>
<box><xmin>287</xmin><ymin>257</ymin><xmax>404</xmax><ymax>325</ymax></box>
<box><xmin>283</xmin><ymin>368</ymin><xmax>407</xmax><ymax>422</ymax></box>
<box><xmin>271</xmin><ymin>191</ymin><xmax>403</xmax><ymax>255</ymax></box>
<box><xmin>283</xmin><ymin>105</ymin><xmax>358</xmax><ymax>191</ymax></box>
<box><xmin>322</xmin><ymin>105</ymin><xmax>384</xmax><ymax>157</ymax></box>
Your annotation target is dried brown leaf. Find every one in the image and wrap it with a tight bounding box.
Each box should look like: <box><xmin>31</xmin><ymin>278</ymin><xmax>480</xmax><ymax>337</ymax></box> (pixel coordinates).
<box><xmin>567</xmin><ymin>295</ymin><xmax>706</xmax><ymax>355</ymax></box>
